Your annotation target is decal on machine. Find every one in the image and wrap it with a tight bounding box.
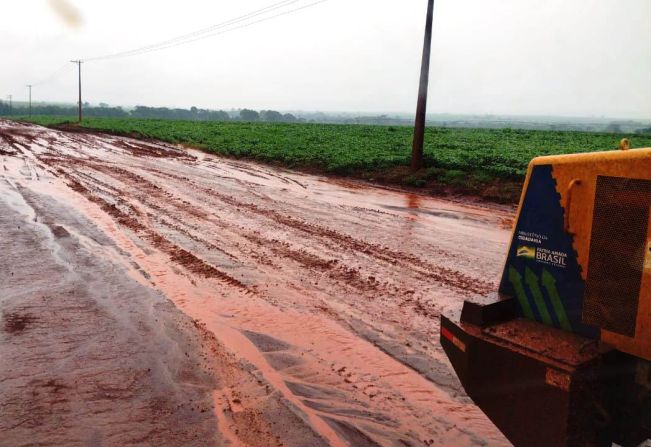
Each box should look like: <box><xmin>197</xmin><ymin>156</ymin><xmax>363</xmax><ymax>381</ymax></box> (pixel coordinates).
<box><xmin>517</xmin><ymin>231</ymin><xmax>568</xmax><ymax>269</ymax></box>
<box><xmin>499</xmin><ymin>165</ymin><xmax>599</xmax><ymax>338</ymax></box>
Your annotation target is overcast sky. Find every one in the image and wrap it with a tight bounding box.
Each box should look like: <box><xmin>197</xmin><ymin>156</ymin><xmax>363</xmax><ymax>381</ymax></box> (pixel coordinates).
<box><xmin>1</xmin><ymin>0</ymin><xmax>650</xmax><ymax>118</ymax></box>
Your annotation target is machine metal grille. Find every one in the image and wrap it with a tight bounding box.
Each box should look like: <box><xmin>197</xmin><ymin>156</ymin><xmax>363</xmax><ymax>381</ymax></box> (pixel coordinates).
<box><xmin>583</xmin><ymin>176</ymin><xmax>651</xmax><ymax>337</ymax></box>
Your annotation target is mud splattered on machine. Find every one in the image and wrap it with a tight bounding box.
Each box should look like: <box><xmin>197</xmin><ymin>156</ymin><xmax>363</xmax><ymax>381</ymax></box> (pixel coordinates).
<box><xmin>441</xmin><ymin>147</ymin><xmax>651</xmax><ymax>446</ymax></box>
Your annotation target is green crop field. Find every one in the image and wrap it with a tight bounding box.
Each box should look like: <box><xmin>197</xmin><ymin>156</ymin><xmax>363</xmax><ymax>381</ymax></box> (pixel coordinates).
<box><xmin>21</xmin><ymin>116</ymin><xmax>651</xmax><ymax>201</ymax></box>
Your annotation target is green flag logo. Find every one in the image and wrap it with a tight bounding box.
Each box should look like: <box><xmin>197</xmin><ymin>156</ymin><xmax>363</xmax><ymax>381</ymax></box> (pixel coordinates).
<box><xmin>517</xmin><ymin>245</ymin><xmax>536</xmax><ymax>259</ymax></box>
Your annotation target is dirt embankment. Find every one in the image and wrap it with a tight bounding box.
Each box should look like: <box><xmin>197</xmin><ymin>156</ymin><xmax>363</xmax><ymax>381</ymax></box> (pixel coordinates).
<box><xmin>0</xmin><ymin>120</ymin><xmax>513</xmax><ymax>446</ymax></box>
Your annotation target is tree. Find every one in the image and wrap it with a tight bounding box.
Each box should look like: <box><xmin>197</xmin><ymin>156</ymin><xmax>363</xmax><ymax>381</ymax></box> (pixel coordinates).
<box><xmin>240</xmin><ymin>109</ymin><xmax>260</xmax><ymax>121</ymax></box>
<box><xmin>207</xmin><ymin>110</ymin><xmax>230</xmax><ymax>121</ymax></box>
<box><xmin>261</xmin><ymin>110</ymin><xmax>283</xmax><ymax>122</ymax></box>
<box><xmin>282</xmin><ymin>113</ymin><xmax>297</xmax><ymax>122</ymax></box>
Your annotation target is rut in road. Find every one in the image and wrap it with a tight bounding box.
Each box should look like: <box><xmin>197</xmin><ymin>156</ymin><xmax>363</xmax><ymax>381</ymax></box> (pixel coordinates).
<box><xmin>0</xmin><ymin>120</ymin><xmax>513</xmax><ymax>446</ymax></box>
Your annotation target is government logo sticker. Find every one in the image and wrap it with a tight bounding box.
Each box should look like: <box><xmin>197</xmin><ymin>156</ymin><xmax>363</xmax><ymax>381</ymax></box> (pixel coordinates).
<box><xmin>517</xmin><ymin>246</ymin><xmax>536</xmax><ymax>259</ymax></box>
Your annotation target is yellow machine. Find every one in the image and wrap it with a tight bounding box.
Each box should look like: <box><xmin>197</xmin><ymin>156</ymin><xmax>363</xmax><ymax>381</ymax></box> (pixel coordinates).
<box><xmin>441</xmin><ymin>146</ymin><xmax>651</xmax><ymax>446</ymax></box>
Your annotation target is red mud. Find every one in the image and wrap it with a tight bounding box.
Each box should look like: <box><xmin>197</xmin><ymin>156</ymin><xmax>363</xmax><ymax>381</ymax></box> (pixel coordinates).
<box><xmin>0</xmin><ymin>119</ymin><xmax>514</xmax><ymax>446</ymax></box>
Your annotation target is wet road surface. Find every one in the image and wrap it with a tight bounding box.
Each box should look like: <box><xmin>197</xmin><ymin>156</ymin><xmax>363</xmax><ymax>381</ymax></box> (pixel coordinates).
<box><xmin>0</xmin><ymin>120</ymin><xmax>514</xmax><ymax>446</ymax></box>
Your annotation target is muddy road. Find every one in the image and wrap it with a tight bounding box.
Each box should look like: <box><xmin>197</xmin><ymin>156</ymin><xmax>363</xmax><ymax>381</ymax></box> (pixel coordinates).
<box><xmin>0</xmin><ymin>120</ymin><xmax>514</xmax><ymax>446</ymax></box>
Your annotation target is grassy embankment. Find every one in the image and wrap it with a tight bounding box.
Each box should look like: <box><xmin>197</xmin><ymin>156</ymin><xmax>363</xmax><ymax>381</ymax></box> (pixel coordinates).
<box><xmin>21</xmin><ymin>116</ymin><xmax>651</xmax><ymax>202</ymax></box>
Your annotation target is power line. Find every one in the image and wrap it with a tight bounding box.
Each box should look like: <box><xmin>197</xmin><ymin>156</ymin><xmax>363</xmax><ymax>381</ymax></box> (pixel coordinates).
<box><xmin>84</xmin><ymin>0</ymin><xmax>326</xmax><ymax>62</ymax></box>
<box><xmin>141</xmin><ymin>0</ymin><xmax>330</xmax><ymax>56</ymax></box>
<box><xmin>85</xmin><ymin>0</ymin><xmax>299</xmax><ymax>60</ymax></box>
<box><xmin>31</xmin><ymin>62</ymin><xmax>74</xmax><ymax>87</ymax></box>
<box><xmin>19</xmin><ymin>0</ymin><xmax>330</xmax><ymax>116</ymax></box>
<box><xmin>84</xmin><ymin>0</ymin><xmax>327</xmax><ymax>62</ymax></box>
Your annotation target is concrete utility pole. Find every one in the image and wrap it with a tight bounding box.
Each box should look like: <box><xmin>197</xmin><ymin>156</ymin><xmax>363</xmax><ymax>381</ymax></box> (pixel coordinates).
<box><xmin>70</xmin><ymin>60</ymin><xmax>83</xmax><ymax>122</ymax></box>
<box><xmin>7</xmin><ymin>95</ymin><xmax>13</xmax><ymax>115</ymax></box>
<box><xmin>411</xmin><ymin>0</ymin><xmax>435</xmax><ymax>171</ymax></box>
<box><xmin>26</xmin><ymin>85</ymin><xmax>33</xmax><ymax>118</ymax></box>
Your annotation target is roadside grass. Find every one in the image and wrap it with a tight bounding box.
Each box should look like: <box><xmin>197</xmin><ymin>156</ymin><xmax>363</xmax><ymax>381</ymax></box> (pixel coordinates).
<box><xmin>19</xmin><ymin>116</ymin><xmax>651</xmax><ymax>202</ymax></box>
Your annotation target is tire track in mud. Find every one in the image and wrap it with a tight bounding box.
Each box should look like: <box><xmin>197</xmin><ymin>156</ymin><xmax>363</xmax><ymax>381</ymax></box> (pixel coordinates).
<box><xmin>0</xmin><ymin>121</ymin><xmax>512</xmax><ymax>446</ymax></box>
<box><xmin>54</xmin><ymin>142</ymin><xmax>503</xmax><ymax>408</ymax></box>
<box><xmin>86</xmin><ymin>161</ymin><xmax>469</xmax><ymax>309</ymax></box>
<box><xmin>60</xmin><ymin>161</ymin><xmax>245</xmax><ymax>265</ymax></box>
<box><xmin>241</xmin><ymin>232</ymin><xmax>391</xmax><ymax>296</ymax></box>
<box><xmin>57</xmin><ymin>161</ymin><xmax>394</xmax><ymax>301</ymax></box>
<box><xmin>199</xmin><ymin>187</ymin><xmax>495</xmax><ymax>296</ymax></box>
<box><xmin>155</xmin><ymin>216</ymin><xmax>241</xmax><ymax>262</ymax></box>
<box><xmin>30</xmin><ymin>126</ymin><xmax>496</xmax><ymax>341</ymax></box>
<box><xmin>137</xmin><ymin>166</ymin><xmax>494</xmax><ymax>296</ymax></box>
<box><xmin>62</xmin><ymin>174</ymin><xmax>250</xmax><ymax>292</ymax></box>
<box><xmin>45</xmin><ymin>143</ymin><xmax>497</xmax><ymax>399</ymax></box>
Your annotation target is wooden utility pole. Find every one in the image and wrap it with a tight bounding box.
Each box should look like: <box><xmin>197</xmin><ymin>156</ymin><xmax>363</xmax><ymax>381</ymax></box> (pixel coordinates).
<box><xmin>71</xmin><ymin>60</ymin><xmax>83</xmax><ymax>122</ymax></box>
<box><xmin>411</xmin><ymin>0</ymin><xmax>435</xmax><ymax>171</ymax></box>
<box><xmin>26</xmin><ymin>85</ymin><xmax>33</xmax><ymax>118</ymax></box>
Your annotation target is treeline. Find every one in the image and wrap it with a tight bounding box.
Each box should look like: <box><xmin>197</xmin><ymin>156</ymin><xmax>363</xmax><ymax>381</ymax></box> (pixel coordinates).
<box><xmin>0</xmin><ymin>102</ymin><xmax>129</xmax><ymax>118</ymax></box>
<box><xmin>240</xmin><ymin>109</ymin><xmax>299</xmax><ymax>122</ymax></box>
<box><xmin>130</xmin><ymin>106</ymin><xmax>228</xmax><ymax>121</ymax></box>
<box><xmin>3</xmin><ymin>100</ymin><xmax>650</xmax><ymax>133</ymax></box>
<box><xmin>0</xmin><ymin>101</ymin><xmax>302</xmax><ymax>123</ymax></box>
